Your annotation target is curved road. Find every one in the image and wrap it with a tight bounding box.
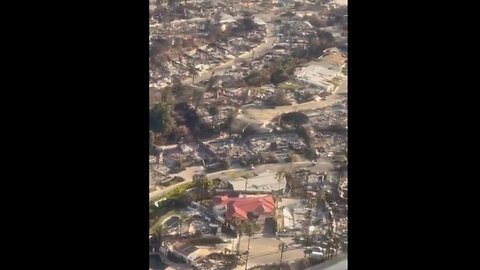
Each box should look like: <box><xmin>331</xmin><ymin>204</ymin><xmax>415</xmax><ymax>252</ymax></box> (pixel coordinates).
<box><xmin>150</xmin><ymin>11</ymin><xmax>278</xmax><ymax>105</ymax></box>
<box><xmin>149</xmin><ymin>160</ymin><xmax>333</xmax><ymax>202</ymax></box>
<box><xmin>180</xmin><ymin>19</ymin><xmax>277</xmax><ymax>86</ymax></box>
<box><xmin>237</xmin><ymin>79</ymin><xmax>347</xmax><ymax>125</ymax></box>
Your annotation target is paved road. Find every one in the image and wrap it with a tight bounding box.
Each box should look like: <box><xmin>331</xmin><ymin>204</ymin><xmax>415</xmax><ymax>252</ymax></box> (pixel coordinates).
<box><xmin>149</xmin><ymin>160</ymin><xmax>333</xmax><ymax>202</ymax></box>
<box><xmin>238</xmin><ymin>79</ymin><xmax>347</xmax><ymax>125</ymax></box>
<box><xmin>181</xmin><ymin>20</ymin><xmax>277</xmax><ymax>86</ymax></box>
<box><xmin>150</xmin><ymin>14</ymin><xmax>277</xmax><ymax>105</ymax></box>
<box><xmin>149</xmin><ymin>166</ymin><xmax>205</xmax><ymax>201</ymax></box>
<box><xmin>228</xmin><ymin>236</ymin><xmax>305</xmax><ymax>270</ymax></box>
<box><xmin>305</xmin><ymin>254</ymin><xmax>347</xmax><ymax>270</ymax></box>
<box><xmin>150</xmin><ymin>17</ymin><xmax>208</xmax><ymax>30</ymax></box>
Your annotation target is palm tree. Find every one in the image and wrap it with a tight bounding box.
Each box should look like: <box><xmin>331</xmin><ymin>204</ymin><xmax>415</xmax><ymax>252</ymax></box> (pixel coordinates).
<box><xmin>278</xmin><ymin>242</ymin><xmax>287</xmax><ymax>265</ymax></box>
<box><xmin>244</xmin><ymin>213</ymin><xmax>257</xmax><ymax>270</ymax></box>
<box><xmin>188</xmin><ymin>63</ymin><xmax>198</xmax><ymax>84</ymax></box>
<box><xmin>235</xmin><ymin>219</ymin><xmax>244</xmax><ymax>254</ymax></box>
<box><xmin>243</xmin><ymin>175</ymin><xmax>249</xmax><ymax>191</ymax></box>
<box><xmin>275</xmin><ymin>170</ymin><xmax>286</xmax><ymax>190</ymax></box>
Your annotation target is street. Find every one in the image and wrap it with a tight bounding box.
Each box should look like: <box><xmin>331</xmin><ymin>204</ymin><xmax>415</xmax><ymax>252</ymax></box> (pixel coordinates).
<box><xmin>305</xmin><ymin>254</ymin><xmax>347</xmax><ymax>270</ymax></box>
<box><xmin>224</xmin><ymin>236</ymin><xmax>304</xmax><ymax>270</ymax></box>
<box><xmin>150</xmin><ymin>160</ymin><xmax>334</xmax><ymax>202</ymax></box>
<box><xmin>180</xmin><ymin>19</ymin><xmax>277</xmax><ymax>86</ymax></box>
<box><xmin>238</xmin><ymin>79</ymin><xmax>347</xmax><ymax>125</ymax></box>
<box><xmin>150</xmin><ymin>2</ymin><xmax>347</xmax><ymax>270</ymax></box>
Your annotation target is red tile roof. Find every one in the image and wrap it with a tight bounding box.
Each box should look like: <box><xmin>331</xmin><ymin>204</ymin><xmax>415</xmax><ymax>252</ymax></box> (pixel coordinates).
<box><xmin>213</xmin><ymin>195</ymin><xmax>275</xmax><ymax>220</ymax></box>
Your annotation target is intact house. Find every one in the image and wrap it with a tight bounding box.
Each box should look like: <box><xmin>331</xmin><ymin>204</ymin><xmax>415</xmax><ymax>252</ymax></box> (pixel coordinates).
<box><xmin>212</xmin><ymin>194</ymin><xmax>276</xmax><ymax>233</ymax></box>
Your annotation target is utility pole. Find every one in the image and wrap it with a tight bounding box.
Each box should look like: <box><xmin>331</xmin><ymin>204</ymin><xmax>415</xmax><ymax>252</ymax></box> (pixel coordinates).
<box><xmin>279</xmin><ymin>242</ymin><xmax>286</xmax><ymax>266</ymax></box>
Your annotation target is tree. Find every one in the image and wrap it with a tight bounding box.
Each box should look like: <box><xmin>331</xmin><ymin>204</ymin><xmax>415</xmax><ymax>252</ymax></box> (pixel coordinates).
<box><xmin>234</xmin><ymin>218</ymin><xmax>244</xmax><ymax>254</ymax></box>
<box><xmin>171</xmin><ymin>75</ymin><xmax>183</xmax><ymax>92</ymax></box>
<box><xmin>240</xmin><ymin>15</ymin><xmax>256</xmax><ymax>32</ymax></box>
<box><xmin>243</xmin><ymin>213</ymin><xmax>258</xmax><ymax>270</ymax></box>
<box><xmin>208</xmin><ymin>105</ymin><xmax>220</xmax><ymax>128</ymax></box>
<box><xmin>161</xmin><ymin>86</ymin><xmax>174</xmax><ymax>103</ymax></box>
<box><xmin>270</xmin><ymin>68</ymin><xmax>290</xmax><ymax>84</ymax></box>
<box><xmin>269</xmin><ymin>142</ymin><xmax>278</xmax><ymax>151</ymax></box>
<box><xmin>188</xmin><ymin>63</ymin><xmax>199</xmax><ymax>84</ymax></box>
<box><xmin>269</xmin><ymin>58</ymin><xmax>296</xmax><ymax>84</ymax></box>
<box><xmin>245</xmin><ymin>69</ymin><xmax>271</xmax><ymax>86</ymax></box>
<box><xmin>275</xmin><ymin>170</ymin><xmax>286</xmax><ymax>190</ymax></box>
<box><xmin>281</xmin><ymin>111</ymin><xmax>309</xmax><ymax>128</ymax></box>
<box><xmin>150</xmin><ymin>102</ymin><xmax>175</xmax><ymax>134</ymax></box>
<box><xmin>243</xmin><ymin>175</ymin><xmax>249</xmax><ymax>191</ymax></box>
<box><xmin>305</xmin><ymin>147</ymin><xmax>318</xmax><ymax>160</ymax></box>
<box><xmin>317</xmin><ymin>30</ymin><xmax>335</xmax><ymax>44</ymax></box>
<box><xmin>192</xmin><ymin>88</ymin><xmax>204</xmax><ymax>111</ymax></box>
<box><xmin>303</xmin><ymin>248</ymin><xmax>312</xmax><ymax>259</ymax></box>
<box><xmin>270</xmin><ymin>89</ymin><xmax>291</xmax><ymax>106</ymax></box>
<box><xmin>286</xmin><ymin>152</ymin><xmax>300</xmax><ymax>162</ymax></box>
<box><xmin>207</xmin><ymin>76</ymin><xmax>216</xmax><ymax>94</ymax></box>
<box><xmin>173</xmin><ymin>125</ymin><xmax>189</xmax><ymax>141</ymax></box>
<box><xmin>279</xmin><ymin>242</ymin><xmax>287</xmax><ymax>266</ymax></box>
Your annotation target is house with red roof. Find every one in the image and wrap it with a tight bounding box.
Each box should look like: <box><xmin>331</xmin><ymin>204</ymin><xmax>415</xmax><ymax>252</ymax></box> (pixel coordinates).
<box><xmin>212</xmin><ymin>195</ymin><xmax>275</xmax><ymax>221</ymax></box>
